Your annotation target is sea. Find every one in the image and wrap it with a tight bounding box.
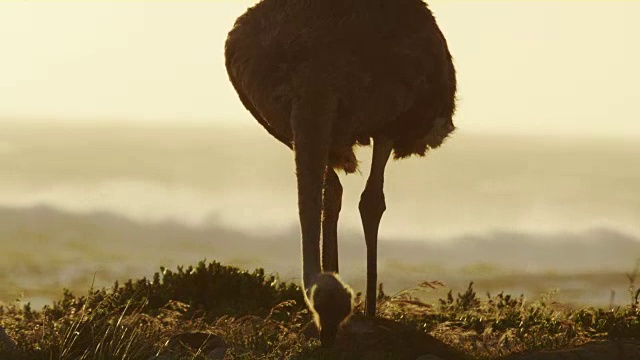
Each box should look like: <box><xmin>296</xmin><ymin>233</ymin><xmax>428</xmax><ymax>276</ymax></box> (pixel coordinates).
<box><xmin>1</xmin><ymin>123</ymin><xmax>639</xmax><ymax>308</ymax></box>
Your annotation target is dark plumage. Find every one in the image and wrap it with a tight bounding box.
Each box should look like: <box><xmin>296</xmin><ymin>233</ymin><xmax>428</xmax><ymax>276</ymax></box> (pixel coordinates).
<box><xmin>225</xmin><ymin>0</ymin><xmax>457</xmax><ymax>347</ymax></box>
<box><xmin>226</xmin><ymin>0</ymin><xmax>456</xmax><ymax>172</ymax></box>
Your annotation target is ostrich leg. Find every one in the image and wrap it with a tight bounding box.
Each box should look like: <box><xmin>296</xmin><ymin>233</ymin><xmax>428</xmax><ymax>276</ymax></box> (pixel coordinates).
<box><xmin>292</xmin><ymin>99</ymin><xmax>331</xmax><ymax>291</ymax></box>
<box><xmin>322</xmin><ymin>168</ymin><xmax>342</xmax><ymax>273</ymax></box>
<box><xmin>291</xmin><ymin>95</ymin><xmax>353</xmax><ymax>347</ymax></box>
<box><xmin>359</xmin><ymin>137</ymin><xmax>393</xmax><ymax>318</ymax></box>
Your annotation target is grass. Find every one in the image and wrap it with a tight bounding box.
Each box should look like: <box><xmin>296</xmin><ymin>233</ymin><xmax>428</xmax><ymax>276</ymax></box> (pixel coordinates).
<box><xmin>1</xmin><ymin>260</ymin><xmax>639</xmax><ymax>359</ymax></box>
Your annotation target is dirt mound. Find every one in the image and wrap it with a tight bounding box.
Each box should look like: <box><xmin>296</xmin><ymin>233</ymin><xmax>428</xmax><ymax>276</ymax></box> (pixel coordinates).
<box><xmin>304</xmin><ymin>314</ymin><xmax>467</xmax><ymax>360</ymax></box>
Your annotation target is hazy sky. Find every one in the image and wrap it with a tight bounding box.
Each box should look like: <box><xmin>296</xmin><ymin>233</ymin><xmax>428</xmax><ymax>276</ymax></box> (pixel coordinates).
<box><xmin>0</xmin><ymin>1</ymin><xmax>639</xmax><ymax>136</ymax></box>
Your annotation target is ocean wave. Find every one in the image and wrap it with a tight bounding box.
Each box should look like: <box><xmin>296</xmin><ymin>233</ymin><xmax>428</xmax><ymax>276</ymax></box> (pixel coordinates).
<box><xmin>1</xmin><ymin>205</ymin><xmax>637</xmax><ymax>307</ymax></box>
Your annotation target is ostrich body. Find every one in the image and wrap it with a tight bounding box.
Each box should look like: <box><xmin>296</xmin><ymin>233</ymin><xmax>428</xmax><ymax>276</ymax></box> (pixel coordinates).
<box><xmin>225</xmin><ymin>0</ymin><xmax>456</xmax><ymax>346</ymax></box>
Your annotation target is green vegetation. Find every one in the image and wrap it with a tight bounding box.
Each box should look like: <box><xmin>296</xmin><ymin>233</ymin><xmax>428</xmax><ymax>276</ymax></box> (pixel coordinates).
<box><xmin>1</xmin><ymin>261</ymin><xmax>639</xmax><ymax>359</ymax></box>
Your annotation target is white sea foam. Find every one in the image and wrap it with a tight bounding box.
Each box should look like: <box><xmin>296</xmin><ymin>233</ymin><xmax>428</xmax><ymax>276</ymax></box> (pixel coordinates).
<box><xmin>1</xmin><ymin>124</ymin><xmax>639</xmax><ymax>239</ymax></box>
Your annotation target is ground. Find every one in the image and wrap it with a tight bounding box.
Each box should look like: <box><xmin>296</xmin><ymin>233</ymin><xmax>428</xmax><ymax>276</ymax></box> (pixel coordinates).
<box><xmin>0</xmin><ymin>261</ymin><xmax>638</xmax><ymax>359</ymax></box>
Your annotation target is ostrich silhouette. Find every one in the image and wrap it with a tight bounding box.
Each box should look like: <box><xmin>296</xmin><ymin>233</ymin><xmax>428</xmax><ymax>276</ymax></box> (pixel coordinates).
<box><xmin>225</xmin><ymin>0</ymin><xmax>456</xmax><ymax>346</ymax></box>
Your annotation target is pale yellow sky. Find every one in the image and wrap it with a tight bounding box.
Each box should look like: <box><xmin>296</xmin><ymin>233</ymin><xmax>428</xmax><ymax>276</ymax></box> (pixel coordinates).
<box><xmin>0</xmin><ymin>1</ymin><xmax>639</xmax><ymax>136</ymax></box>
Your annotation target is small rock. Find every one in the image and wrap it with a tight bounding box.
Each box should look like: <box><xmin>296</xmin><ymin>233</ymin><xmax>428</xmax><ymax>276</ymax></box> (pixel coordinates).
<box><xmin>207</xmin><ymin>347</ymin><xmax>228</xmax><ymax>360</ymax></box>
<box><xmin>416</xmin><ymin>355</ymin><xmax>444</xmax><ymax>360</ymax></box>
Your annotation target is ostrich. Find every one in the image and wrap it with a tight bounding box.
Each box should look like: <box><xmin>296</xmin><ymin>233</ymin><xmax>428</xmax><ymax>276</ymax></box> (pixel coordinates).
<box><xmin>225</xmin><ymin>0</ymin><xmax>456</xmax><ymax>346</ymax></box>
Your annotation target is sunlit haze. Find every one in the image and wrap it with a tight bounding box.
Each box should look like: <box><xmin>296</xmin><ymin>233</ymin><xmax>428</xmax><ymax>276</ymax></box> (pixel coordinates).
<box><xmin>1</xmin><ymin>1</ymin><xmax>639</xmax><ymax>308</ymax></box>
<box><xmin>1</xmin><ymin>1</ymin><xmax>639</xmax><ymax>136</ymax></box>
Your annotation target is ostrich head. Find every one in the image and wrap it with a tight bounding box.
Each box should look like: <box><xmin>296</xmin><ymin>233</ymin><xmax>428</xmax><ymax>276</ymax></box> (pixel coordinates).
<box><xmin>306</xmin><ymin>272</ymin><xmax>353</xmax><ymax>347</ymax></box>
